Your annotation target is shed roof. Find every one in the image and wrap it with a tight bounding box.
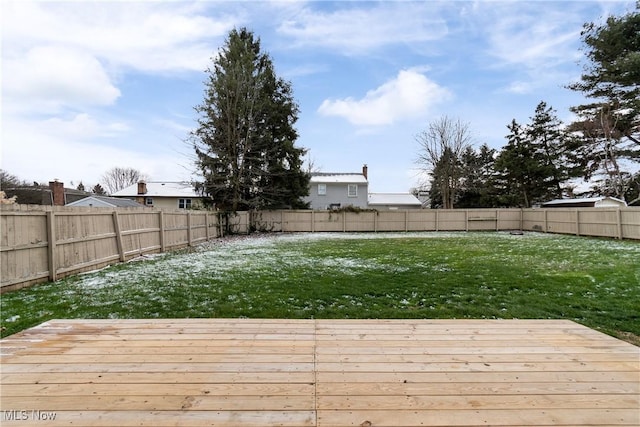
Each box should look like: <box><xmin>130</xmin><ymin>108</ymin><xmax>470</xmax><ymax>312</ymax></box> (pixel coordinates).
<box><xmin>66</xmin><ymin>196</ymin><xmax>144</xmax><ymax>208</ymax></box>
<box><xmin>310</xmin><ymin>173</ymin><xmax>367</xmax><ymax>184</ymax></box>
<box><xmin>113</xmin><ymin>182</ymin><xmax>200</xmax><ymax>198</ymax></box>
<box><xmin>542</xmin><ymin>196</ymin><xmax>627</xmax><ymax>207</ymax></box>
<box><xmin>368</xmin><ymin>193</ymin><xmax>422</xmax><ymax>206</ymax></box>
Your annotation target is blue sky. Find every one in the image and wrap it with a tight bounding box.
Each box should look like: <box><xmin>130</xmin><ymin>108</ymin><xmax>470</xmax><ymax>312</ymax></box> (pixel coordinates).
<box><xmin>2</xmin><ymin>0</ymin><xmax>636</xmax><ymax>193</ymax></box>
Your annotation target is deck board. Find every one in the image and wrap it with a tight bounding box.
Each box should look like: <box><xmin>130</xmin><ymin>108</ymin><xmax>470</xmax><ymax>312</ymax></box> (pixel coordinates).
<box><xmin>1</xmin><ymin>319</ymin><xmax>638</xmax><ymax>426</ymax></box>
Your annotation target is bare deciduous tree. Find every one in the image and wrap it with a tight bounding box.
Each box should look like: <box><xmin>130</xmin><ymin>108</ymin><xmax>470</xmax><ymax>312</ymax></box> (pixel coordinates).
<box><xmin>101</xmin><ymin>167</ymin><xmax>147</xmax><ymax>195</ymax></box>
<box><xmin>415</xmin><ymin>116</ymin><xmax>473</xmax><ymax>209</ymax></box>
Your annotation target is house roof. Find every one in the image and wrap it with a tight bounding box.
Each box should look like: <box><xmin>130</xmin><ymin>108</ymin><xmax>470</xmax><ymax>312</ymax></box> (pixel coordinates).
<box><xmin>112</xmin><ymin>182</ymin><xmax>200</xmax><ymax>198</ymax></box>
<box><xmin>66</xmin><ymin>196</ymin><xmax>145</xmax><ymax>208</ymax></box>
<box><xmin>310</xmin><ymin>173</ymin><xmax>368</xmax><ymax>184</ymax></box>
<box><xmin>542</xmin><ymin>196</ymin><xmax>627</xmax><ymax>207</ymax></box>
<box><xmin>368</xmin><ymin>193</ymin><xmax>422</xmax><ymax>206</ymax></box>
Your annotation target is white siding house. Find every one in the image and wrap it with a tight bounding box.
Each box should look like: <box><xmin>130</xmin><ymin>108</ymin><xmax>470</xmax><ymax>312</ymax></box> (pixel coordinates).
<box><xmin>112</xmin><ymin>182</ymin><xmax>204</xmax><ymax>210</ymax></box>
<box><xmin>304</xmin><ymin>166</ymin><xmax>369</xmax><ymax>210</ymax></box>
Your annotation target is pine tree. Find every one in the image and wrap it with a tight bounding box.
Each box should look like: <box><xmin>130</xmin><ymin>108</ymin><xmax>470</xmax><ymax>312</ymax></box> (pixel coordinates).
<box><xmin>567</xmin><ymin>4</ymin><xmax>640</xmax><ymax>198</ymax></box>
<box><xmin>192</xmin><ymin>28</ymin><xmax>309</xmax><ymax>211</ymax></box>
<box><xmin>526</xmin><ymin>102</ymin><xmax>574</xmax><ymax>199</ymax></box>
<box><xmin>495</xmin><ymin>120</ymin><xmax>553</xmax><ymax>207</ymax></box>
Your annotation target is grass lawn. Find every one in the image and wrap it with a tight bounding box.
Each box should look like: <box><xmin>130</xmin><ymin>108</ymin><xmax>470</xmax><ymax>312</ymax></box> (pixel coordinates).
<box><xmin>1</xmin><ymin>232</ymin><xmax>639</xmax><ymax>343</ymax></box>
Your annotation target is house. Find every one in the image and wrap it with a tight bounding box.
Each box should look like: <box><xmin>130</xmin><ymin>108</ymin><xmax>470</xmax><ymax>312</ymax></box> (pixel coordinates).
<box><xmin>368</xmin><ymin>193</ymin><xmax>422</xmax><ymax>210</ymax></box>
<box><xmin>112</xmin><ymin>182</ymin><xmax>204</xmax><ymax>210</ymax></box>
<box><xmin>66</xmin><ymin>195</ymin><xmax>144</xmax><ymax>208</ymax></box>
<box><xmin>542</xmin><ymin>196</ymin><xmax>628</xmax><ymax>208</ymax></box>
<box><xmin>3</xmin><ymin>181</ymin><xmax>92</xmax><ymax>206</ymax></box>
<box><xmin>304</xmin><ymin>165</ymin><xmax>369</xmax><ymax>210</ymax></box>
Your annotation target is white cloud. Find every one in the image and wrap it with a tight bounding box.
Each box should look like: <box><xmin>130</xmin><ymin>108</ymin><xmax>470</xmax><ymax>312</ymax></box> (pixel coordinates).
<box><xmin>4</xmin><ymin>46</ymin><xmax>121</xmax><ymax>114</ymax></box>
<box><xmin>278</xmin><ymin>3</ymin><xmax>448</xmax><ymax>54</ymax></box>
<box><xmin>317</xmin><ymin>70</ymin><xmax>451</xmax><ymax>126</ymax></box>
<box><xmin>2</xmin><ymin>1</ymin><xmax>235</xmax><ymax>73</ymax></box>
<box><xmin>1</xmin><ymin>115</ymin><xmax>191</xmax><ymax>186</ymax></box>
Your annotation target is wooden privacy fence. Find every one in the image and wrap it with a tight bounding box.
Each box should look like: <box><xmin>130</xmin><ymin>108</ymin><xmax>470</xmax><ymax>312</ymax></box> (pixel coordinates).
<box><xmin>0</xmin><ymin>206</ymin><xmax>250</xmax><ymax>292</ymax></box>
<box><xmin>252</xmin><ymin>208</ymin><xmax>640</xmax><ymax>239</ymax></box>
<box><xmin>1</xmin><ymin>206</ymin><xmax>639</xmax><ymax>292</ymax></box>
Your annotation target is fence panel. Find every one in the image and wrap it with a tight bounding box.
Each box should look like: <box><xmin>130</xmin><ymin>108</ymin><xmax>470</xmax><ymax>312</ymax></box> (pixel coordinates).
<box><xmin>313</xmin><ymin>211</ymin><xmax>345</xmax><ymax>232</ymax></box>
<box><xmin>345</xmin><ymin>212</ymin><xmax>376</xmax><ymax>231</ymax></box>
<box><xmin>0</xmin><ymin>211</ymin><xmax>49</xmax><ymax>287</ymax></box>
<box><xmin>407</xmin><ymin>210</ymin><xmax>437</xmax><ymax>231</ymax></box>
<box><xmin>282</xmin><ymin>211</ymin><xmax>313</xmax><ymax>232</ymax></box>
<box><xmin>621</xmin><ymin>209</ymin><xmax>640</xmax><ymax>239</ymax></box>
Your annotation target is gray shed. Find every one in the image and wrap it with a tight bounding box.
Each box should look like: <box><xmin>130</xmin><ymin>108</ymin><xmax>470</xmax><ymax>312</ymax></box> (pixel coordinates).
<box><xmin>66</xmin><ymin>196</ymin><xmax>145</xmax><ymax>208</ymax></box>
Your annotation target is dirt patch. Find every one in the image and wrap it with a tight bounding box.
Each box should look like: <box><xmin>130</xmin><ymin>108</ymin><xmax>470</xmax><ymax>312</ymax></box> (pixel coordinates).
<box><xmin>616</xmin><ymin>331</ymin><xmax>640</xmax><ymax>347</ymax></box>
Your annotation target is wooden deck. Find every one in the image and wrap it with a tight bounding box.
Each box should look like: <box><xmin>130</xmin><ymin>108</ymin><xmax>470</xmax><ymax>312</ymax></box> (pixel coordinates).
<box><xmin>1</xmin><ymin>319</ymin><xmax>638</xmax><ymax>426</ymax></box>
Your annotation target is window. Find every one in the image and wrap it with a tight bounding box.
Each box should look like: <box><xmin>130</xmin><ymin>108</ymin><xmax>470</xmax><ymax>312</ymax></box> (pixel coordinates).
<box><xmin>348</xmin><ymin>184</ymin><xmax>357</xmax><ymax>197</ymax></box>
<box><xmin>318</xmin><ymin>184</ymin><xmax>327</xmax><ymax>196</ymax></box>
<box><xmin>145</xmin><ymin>198</ymin><xmax>153</xmax><ymax>206</ymax></box>
<box><xmin>178</xmin><ymin>198</ymin><xmax>192</xmax><ymax>209</ymax></box>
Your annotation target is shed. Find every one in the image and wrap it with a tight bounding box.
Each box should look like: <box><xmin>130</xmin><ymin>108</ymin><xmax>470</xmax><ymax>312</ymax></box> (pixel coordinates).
<box><xmin>541</xmin><ymin>196</ymin><xmax>627</xmax><ymax>208</ymax></box>
<box><xmin>368</xmin><ymin>193</ymin><xmax>423</xmax><ymax>210</ymax></box>
<box><xmin>66</xmin><ymin>196</ymin><xmax>145</xmax><ymax>208</ymax></box>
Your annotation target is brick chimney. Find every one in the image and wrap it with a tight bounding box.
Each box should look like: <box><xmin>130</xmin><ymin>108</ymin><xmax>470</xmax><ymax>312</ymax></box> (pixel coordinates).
<box><xmin>362</xmin><ymin>164</ymin><xmax>368</xmax><ymax>180</ymax></box>
<box><xmin>137</xmin><ymin>181</ymin><xmax>147</xmax><ymax>195</ymax></box>
<box><xmin>49</xmin><ymin>180</ymin><xmax>65</xmax><ymax>206</ymax></box>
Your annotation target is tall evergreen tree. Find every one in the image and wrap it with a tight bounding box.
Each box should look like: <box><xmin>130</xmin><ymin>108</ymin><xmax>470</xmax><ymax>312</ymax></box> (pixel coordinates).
<box><xmin>456</xmin><ymin>144</ymin><xmax>500</xmax><ymax>208</ymax></box>
<box><xmin>567</xmin><ymin>4</ymin><xmax>640</xmax><ymax>198</ymax></box>
<box><xmin>526</xmin><ymin>102</ymin><xmax>574</xmax><ymax>199</ymax></box>
<box><xmin>192</xmin><ymin>28</ymin><xmax>309</xmax><ymax>211</ymax></box>
<box><xmin>495</xmin><ymin>120</ymin><xmax>554</xmax><ymax>207</ymax></box>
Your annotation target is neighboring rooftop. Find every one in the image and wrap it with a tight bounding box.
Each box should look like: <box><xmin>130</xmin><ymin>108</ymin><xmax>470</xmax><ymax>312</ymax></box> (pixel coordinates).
<box><xmin>542</xmin><ymin>196</ymin><xmax>627</xmax><ymax>208</ymax></box>
<box><xmin>112</xmin><ymin>182</ymin><xmax>200</xmax><ymax>198</ymax></box>
<box><xmin>368</xmin><ymin>193</ymin><xmax>422</xmax><ymax>206</ymax></box>
<box><xmin>310</xmin><ymin>173</ymin><xmax>368</xmax><ymax>184</ymax></box>
<box><xmin>66</xmin><ymin>196</ymin><xmax>145</xmax><ymax>208</ymax></box>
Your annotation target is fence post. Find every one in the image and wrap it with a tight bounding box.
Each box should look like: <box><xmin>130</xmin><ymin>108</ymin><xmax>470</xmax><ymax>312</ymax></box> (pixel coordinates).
<box><xmin>575</xmin><ymin>209</ymin><xmax>580</xmax><ymax>236</ymax></box>
<box><xmin>204</xmin><ymin>212</ymin><xmax>210</xmax><ymax>241</ymax></box>
<box><xmin>405</xmin><ymin>210</ymin><xmax>408</xmax><ymax>232</ymax></box>
<box><xmin>159</xmin><ymin>211</ymin><xmax>166</xmax><ymax>252</ymax></box>
<box><xmin>46</xmin><ymin>211</ymin><xmax>57</xmax><ymax>282</ymax></box>
<box><xmin>544</xmin><ymin>209</ymin><xmax>548</xmax><ymax>233</ymax></box>
<box><xmin>374</xmin><ymin>211</ymin><xmax>378</xmax><ymax>233</ymax></box>
<box><xmin>435</xmin><ymin>210</ymin><xmax>439</xmax><ymax>232</ymax></box>
<box><xmin>520</xmin><ymin>209</ymin><xmax>523</xmax><ymax>231</ymax></box>
<box><xmin>112</xmin><ymin>211</ymin><xmax>125</xmax><ymax>262</ymax></box>
<box><xmin>617</xmin><ymin>208</ymin><xmax>623</xmax><ymax>240</ymax></box>
<box><xmin>465</xmin><ymin>210</ymin><xmax>469</xmax><ymax>232</ymax></box>
<box><xmin>496</xmin><ymin>209</ymin><xmax>499</xmax><ymax>231</ymax></box>
<box><xmin>311</xmin><ymin>210</ymin><xmax>315</xmax><ymax>233</ymax></box>
<box><xmin>187</xmin><ymin>211</ymin><xmax>193</xmax><ymax>246</ymax></box>
<box><xmin>343</xmin><ymin>211</ymin><xmax>346</xmax><ymax>232</ymax></box>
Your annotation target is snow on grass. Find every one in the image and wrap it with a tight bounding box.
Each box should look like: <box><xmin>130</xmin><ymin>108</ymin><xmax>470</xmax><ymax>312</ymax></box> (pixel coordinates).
<box><xmin>69</xmin><ymin>231</ymin><xmax>640</xmax><ymax>293</ymax></box>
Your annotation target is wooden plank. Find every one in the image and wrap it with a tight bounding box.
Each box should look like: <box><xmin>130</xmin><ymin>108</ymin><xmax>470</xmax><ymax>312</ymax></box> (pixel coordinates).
<box><xmin>316</xmin><ymin>361</ymin><xmax>639</xmax><ymax>372</ymax></box>
<box><xmin>317</xmin><ymin>371</ymin><xmax>639</xmax><ymax>383</ymax></box>
<box><xmin>1</xmin><ymin>395</ymin><xmax>316</xmax><ymax>411</ymax></box>
<box><xmin>316</xmin><ymin>394</ymin><xmax>639</xmax><ymax>410</ymax></box>
<box><xmin>4</xmin><ymin>354</ymin><xmax>314</xmax><ymax>364</ymax></box>
<box><xmin>317</xmin><ymin>409</ymin><xmax>639</xmax><ymax>426</ymax></box>
<box><xmin>1</xmin><ymin>371</ymin><xmax>316</xmax><ymax>384</ymax></box>
<box><xmin>316</xmin><ymin>381</ymin><xmax>640</xmax><ymax>396</ymax></box>
<box><xmin>3</xmin><ymin>383</ymin><xmax>316</xmax><ymax>397</ymax></box>
<box><xmin>1</xmin><ymin>362</ymin><xmax>315</xmax><ymax>373</ymax></box>
<box><xmin>0</xmin><ymin>410</ymin><xmax>316</xmax><ymax>427</ymax></box>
